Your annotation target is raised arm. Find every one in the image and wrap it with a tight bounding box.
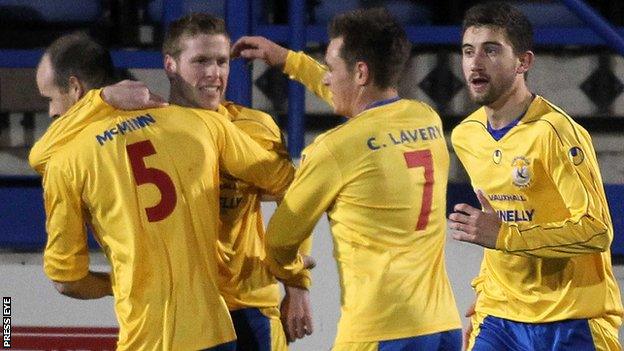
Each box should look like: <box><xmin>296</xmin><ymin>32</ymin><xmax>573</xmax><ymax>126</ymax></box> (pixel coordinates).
<box><xmin>231</xmin><ymin>35</ymin><xmax>289</xmax><ymax>68</ymax></box>
<box><xmin>232</xmin><ymin>36</ymin><xmax>333</xmax><ymax>106</ymax></box>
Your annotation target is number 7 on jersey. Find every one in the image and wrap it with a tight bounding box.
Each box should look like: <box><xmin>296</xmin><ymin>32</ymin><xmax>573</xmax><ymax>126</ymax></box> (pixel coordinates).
<box><xmin>404</xmin><ymin>150</ymin><xmax>433</xmax><ymax>231</ymax></box>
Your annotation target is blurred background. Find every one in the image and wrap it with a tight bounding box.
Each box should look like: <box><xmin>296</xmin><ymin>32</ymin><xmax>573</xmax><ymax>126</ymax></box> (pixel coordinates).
<box><xmin>0</xmin><ymin>0</ymin><xmax>623</xmax><ymax>350</ymax></box>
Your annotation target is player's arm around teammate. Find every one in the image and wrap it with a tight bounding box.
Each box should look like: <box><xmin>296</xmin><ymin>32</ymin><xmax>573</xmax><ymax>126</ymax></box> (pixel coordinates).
<box><xmin>93</xmin><ymin>77</ymin><xmax>316</xmax><ymax>345</ymax></box>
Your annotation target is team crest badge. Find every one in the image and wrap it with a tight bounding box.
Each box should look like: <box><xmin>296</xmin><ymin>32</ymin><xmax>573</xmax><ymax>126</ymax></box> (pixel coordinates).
<box><xmin>511</xmin><ymin>156</ymin><xmax>531</xmax><ymax>187</ymax></box>
<box><xmin>568</xmin><ymin>146</ymin><xmax>584</xmax><ymax>165</ymax></box>
<box><xmin>493</xmin><ymin>149</ymin><xmax>502</xmax><ymax>164</ymax></box>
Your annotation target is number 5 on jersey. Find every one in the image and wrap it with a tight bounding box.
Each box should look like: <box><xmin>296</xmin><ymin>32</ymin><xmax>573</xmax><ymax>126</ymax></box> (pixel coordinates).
<box><xmin>127</xmin><ymin>140</ymin><xmax>177</xmax><ymax>222</ymax></box>
<box><xmin>404</xmin><ymin>150</ymin><xmax>433</xmax><ymax>231</ymax></box>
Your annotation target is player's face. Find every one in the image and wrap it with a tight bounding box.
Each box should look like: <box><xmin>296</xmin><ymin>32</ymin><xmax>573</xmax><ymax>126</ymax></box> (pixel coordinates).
<box><xmin>323</xmin><ymin>37</ymin><xmax>358</xmax><ymax>118</ymax></box>
<box><xmin>461</xmin><ymin>26</ymin><xmax>521</xmax><ymax>107</ymax></box>
<box><xmin>36</xmin><ymin>55</ymin><xmax>77</xmax><ymax>119</ymax></box>
<box><xmin>166</xmin><ymin>33</ymin><xmax>230</xmax><ymax>111</ymax></box>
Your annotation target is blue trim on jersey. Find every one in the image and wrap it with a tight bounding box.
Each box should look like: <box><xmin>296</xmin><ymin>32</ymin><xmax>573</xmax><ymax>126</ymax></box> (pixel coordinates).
<box><xmin>201</xmin><ymin>340</ymin><xmax>236</xmax><ymax>351</ymax></box>
<box><xmin>364</xmin><ymin>96</ymin><xmax>401</xmax><ymax>111</ymax></box>
<box><xmin>486</xmin><ymin>95</ymin><xmax>535</xmax><ymax>141</ymax></box>
<box><xmin>487</xmin><ymin>118</ymin><xmax>521</xmax><ymax>141</ymax></box>
<box><xmin>230</xmin><ymin>308</ymin><xmax>271</xmax><ymax>351</ymax></box>
<box><xmin>378</xmin><ymin>329</ymin><xmax>462</xmax><ymax>351</ymax></box>
<box><xmin>472</xmin><ymin>316</ymin><xmax>595</xmax><ymax>351</ymax></box>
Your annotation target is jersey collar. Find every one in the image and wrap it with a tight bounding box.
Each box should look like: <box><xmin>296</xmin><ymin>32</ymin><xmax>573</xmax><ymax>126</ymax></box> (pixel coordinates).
<box><xmin>464</xmin><ymin>94</ymin><xmax>546</xmax><ymax>141</ymax></box>
<box><xmin>364</xmin><ymin>96</ymin><xmax>401</xmax><ymax>112</ymax></box>
<box><xmin>486</xmin><ymin>94</ymin><xmax>535</xmax><ymax>140</ymax></box>
<box><xmin>216</xmin><ymin>103</ymin><xmax>231</xmax><ymax>120</ymax></box>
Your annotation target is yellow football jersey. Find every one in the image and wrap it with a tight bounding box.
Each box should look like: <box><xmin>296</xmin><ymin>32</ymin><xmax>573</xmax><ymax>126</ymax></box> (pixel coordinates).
<box><xmin>35</xmin><ymin>99</ymin><xmax>294</xmax><ymax>350</ymax></box>
<box><xmin>265</xmin><ymin>97</ymin><xmax>461</xmax><ymax>343</ymax></box>
<box><xmin>215</xmin><ymin>102</ymin><xmax>291</xmax><ymax>309</ymax></box>
<box><xmin>31</xmin><ymin>90</ymin><xmax>305</xmax><ymax>312</ymax></box>
<box><xmin>283</xmin><ymin>50</ymin><xmax>333</xmax><ymax>105</ymax></box>
<box><xmin>452</xmin><ymin>96</ymin><xmax>623</xmax><ymax>332</ymax></box>
<box><xmin>29</xmin><ymin>89</ymin><xmax>114</xmax><ymax>175</ymax></box>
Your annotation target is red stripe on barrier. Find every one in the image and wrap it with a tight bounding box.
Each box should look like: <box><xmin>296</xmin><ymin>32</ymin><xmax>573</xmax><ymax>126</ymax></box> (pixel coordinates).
<box><xmin>10</xmin><ymin>326</ymin><xmax>118</xmax><ymax>351</ymax></box>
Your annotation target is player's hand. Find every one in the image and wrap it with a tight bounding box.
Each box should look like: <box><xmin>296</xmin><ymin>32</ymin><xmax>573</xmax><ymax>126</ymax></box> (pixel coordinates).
<box><xmin>463</xmin><ymin>299</ymin><xmax>476</xmax><ymax>350</ymax></box>
<box><xmin>101</xmin><ymin>80</ymin><xmax>168</xmax><ymax>110</ymax></box>
<box><xmin>280</xmin><ymin>286</ymin><xmax>313</xmax><ymax>343</ymax></box>
<box><xmin>231</xmin><ymin>36</ymin><xmax>289</xmax><ymax>68</ymax></box>
<box><xmin>448</xmin><ymin>190</ymin><xmax>501</xmax><ymax>249</ymax></box>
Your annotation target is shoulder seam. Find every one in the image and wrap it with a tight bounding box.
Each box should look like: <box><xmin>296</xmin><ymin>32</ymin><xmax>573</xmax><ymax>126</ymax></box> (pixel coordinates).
<box><xmin>523</xmin><ymin>119</ymin><xmax>564</xmax><ymax>147</ymax></box>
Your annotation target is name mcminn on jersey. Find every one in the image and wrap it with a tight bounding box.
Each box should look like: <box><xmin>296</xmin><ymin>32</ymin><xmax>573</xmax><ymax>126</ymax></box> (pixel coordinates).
<box><xmin>96</xmin><ymin>113</ymin><xmax>156</xmax><ymax>146</ymax></box>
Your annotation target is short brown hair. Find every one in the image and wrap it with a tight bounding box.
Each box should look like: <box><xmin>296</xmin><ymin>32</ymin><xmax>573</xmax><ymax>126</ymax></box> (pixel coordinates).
<box><xmin>162</xmin><ymin>13</ymin><xmax>229</xmax><ymax>58</ymax></box>
<box><xmin>45</xmin><ymin>32</ymin><xmax>116</xmax><ymax>92</ymax></box>
<box><xmin>329</xmin><ymin>8</ymin><xmax>411</xmax><ymax>89</ymax></box>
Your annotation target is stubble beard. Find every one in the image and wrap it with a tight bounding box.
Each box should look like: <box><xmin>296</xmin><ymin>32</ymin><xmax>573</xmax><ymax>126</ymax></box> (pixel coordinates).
<box><xmin>467</xmin><ymin>81</ymin><xmax>501</xmax><ymax>106</ymax></box>
<box><xmin>467</xmin><ymin>75</ymin><xmax>515</xmax><ymax>107</ymax></box>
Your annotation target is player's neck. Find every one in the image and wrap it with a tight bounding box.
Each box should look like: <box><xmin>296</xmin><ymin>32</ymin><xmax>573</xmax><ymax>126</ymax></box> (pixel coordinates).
<box><xmin>169</xmin><ymin>89</ymin><xmax>220</xmax><ymax>112</ymax></box>
<box><xmin>352</xmin><ymin>86</ymin><xmax>399</xmax><ymax>118</ymax></box>
<box><xmin>484</xmin><ymin>83</ymin><xmax>533</xmax><ymax>129</ymax></box>
<box><xmin>169</xmin><ymin>89</ymin><xmax>193</xmax><ymax>108</ymax></box>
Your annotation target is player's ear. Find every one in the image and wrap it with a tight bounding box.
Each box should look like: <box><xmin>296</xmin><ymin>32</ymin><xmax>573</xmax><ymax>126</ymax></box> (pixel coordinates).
<box><xmin>354</xmin><ymin>61</ymin><xmax>370</xmax><ymax>86</ymax></box>
<box><xmin>516</xmin><ymin>51</ymin><xmax>534</xmax><ymax>75</ymax></box>
<box><xmin>164</xmin><ymin>54</ymin><xmax>178</xmax><ymax>78</ymax></box>
<box><xmin>68</xmin><ymin>75</ymin><xmax>85</xmax><ymax>102</ymax></box>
